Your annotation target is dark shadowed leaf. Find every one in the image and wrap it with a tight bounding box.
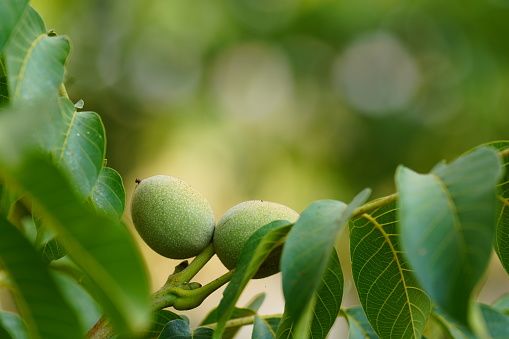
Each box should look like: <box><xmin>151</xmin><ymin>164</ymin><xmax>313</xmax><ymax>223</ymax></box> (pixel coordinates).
<box><xmin>350</xmin><ymin>203</ymin><xmax>431</xmax><ymax>339</ymax></box>
<box><xmin>4</xmin><ymin>6</ymin><xmax>69</xmax><ymax>105</ymax></box>
<box><xmin>0</xmin><ymin>155</ymin><xmax>150</xmax><ymax>333</ymax></box>
<box><xmin>281</xmin><ymin>189</ymin><xmax>369</xmax><ymax>331</ymax></box>
<box><xmin>0</xmin><ymin>214</ymin><xmax>82</xmax><ymax>339</ymax></box>
<box><xmin>52</xmin><ymin>271</ymin><xmax>102</xmax><ymax>335</ymax></box>
<box><xmin>213</xmin><ymin>221</ymin><xmax>293</xmax><ymax>339</ymax></box>
<box><xmin>201</xmin><ymin>307</ymin><xmax>256</xmax><ymax>339</ymax></box>
<box><xmin>158</xmin><ymin>319</ymin><xmax>213</xmax><ymax>339</ymax></box>
<box><xmin>309</xmin><ymin>248</ymin><xmax>343</xmax><ymax>339</ymax></box>
<box><xmin>276</xmin><ymin>314</ymin><xmax>293</xmax><ymax>339</ymax></box>
<box><xmin>118</xmin><ymin>310</ymin><xmax>184</xmax><ymax>339</ymax></box>
<box><xmin>40</xmin><ymin>237</ymin><xmax>67</xmax><ymax>263</ymax></box>
<box><xmin>253</xmin><ymin>316</ymin><xmax>280</xmax><ymax>339</ymax></box>
<box><xmin>0</xmin><ymin>180</ymin><xmax>18</xmax><ymax>217</ymax></box>
<box><xmin>481</xmin><ymin>141</ymin><xmax>509</xmax><ymax>276</ymax></box>
<box><xmin>0</xmin><ymin>58</ymin><xmax>8</xmax><ymax>108</ymax></box>
<box><xmin>0</xmin><ymin>312</ymin><xmax>28</xmax><ymax>339</ymax></box>
<box><xmin>343</xmin><ymin>307</ymin><xmax>379</xmax><ymax>339</ymax></box>
<box><xmin>32</xmin><ymin>208</ymin><xmax>67</xmax><ymax>263</ymax></box>
<box><xmin>88</xmin><ymin>166</ymin><xmax>126</xmax><ymax>220</ymax></box>
<box><xmin>276</xmin><ymin>248</ymin><xmax>344</xmax><ymax>339</ymax></box>
<box><xmin>396</xmin><ymin>147</ymin><xmax>501</xmax><ymax>326</ymax></box>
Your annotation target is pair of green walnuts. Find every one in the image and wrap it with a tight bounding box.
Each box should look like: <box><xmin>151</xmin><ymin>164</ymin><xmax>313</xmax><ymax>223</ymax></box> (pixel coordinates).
<box><xmin>131</xmin><ymin>175</ymin><xmax>299</xmax><ymax>278</ymax></box>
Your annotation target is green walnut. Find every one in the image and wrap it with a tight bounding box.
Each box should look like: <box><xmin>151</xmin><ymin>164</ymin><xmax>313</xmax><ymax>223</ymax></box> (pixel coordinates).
<box><xmin>131</xmin><ymin>175</ymin><xmax>215</xmax><ymax>259</ymax></box>
<box><xmin>213</xmin><ymin>200</ymin><xmax>299</xmax><ymax>278</ymax></box>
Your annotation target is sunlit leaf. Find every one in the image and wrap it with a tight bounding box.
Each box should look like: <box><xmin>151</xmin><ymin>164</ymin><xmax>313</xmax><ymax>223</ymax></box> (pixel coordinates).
<box><xmin>0</xmin><ymin>312</ymin><xmax>29</xmax><ymax>339</ymax></box>
<box><xmin>396</xmin><ymin>147</ymin><xmax>502</xmax><ymax>326</ymax></box>
<box><xmin>4</xmin><ymin>6</ymin><xmax>69</xmax><ymax>105</ymax></box>
<box><xmin>158</xmin><ymin>319</ymin><xmax>213</xmax><ymax>339</ymax></box>
<box><xmin>343</xmin><ymin>307</ymin><xmax>379</xmax><ymax>339</ymax></box>
<box><xmin>88</xmin><ymin>166</ymin><xmax>126</xmax><ymax>221</ymax></box>
<box><xmin>0</xmin><ymin>214</ymin><xmax>82</xmax><ymax>339</ymax></box>
<box><xmin>281</xmin><ymin>189</ymin><xmax>370</xmax><ymax>331</ymax></box>
<box><xmin>350</xmin><ymin>203</ymin><xmax>431</xmax><ymax>339</ymax></box>
<box><xmin>213</xmin><ymin>220</ymin><xmax>293</xmax><ymax>339</ymax></box>
<box><xmin>0</xmin><ymin>0</ymin><xmax>29</xmax><ymax>53</ymax></box>
<box><xmin>253</xmin><ymin>316</ymin><xmax>280</xmax><ymax>339</ymax></box>
<box><xmin>53</xmin><ymin>98</ymin><xmax>106</xmax><ymax>200</ymax></box>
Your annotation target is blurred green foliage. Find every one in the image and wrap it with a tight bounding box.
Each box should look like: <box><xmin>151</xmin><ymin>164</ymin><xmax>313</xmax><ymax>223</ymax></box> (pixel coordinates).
<box><xmin>32</xmin><ymin>0</ymin><xmax>509</xmax><ymax>210</ymax></box>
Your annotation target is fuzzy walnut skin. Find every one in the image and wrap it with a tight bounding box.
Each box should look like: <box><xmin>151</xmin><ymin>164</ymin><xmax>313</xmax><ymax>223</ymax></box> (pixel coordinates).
<box><xmin>213</xmin><ymin>200</ymin><xmax>299</xmax><ymax>279</ymax></box>
<box><xmin>131</xmin><ymin>175</ymin><xmax>216</xmax><ymax>259</ymax></box>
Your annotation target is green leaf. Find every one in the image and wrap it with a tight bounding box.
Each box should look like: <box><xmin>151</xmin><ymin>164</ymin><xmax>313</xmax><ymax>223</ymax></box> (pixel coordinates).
<box><xmin>52</xmin><ymin>270</ymin><xmax>102</xmax><ymax>335</ymax></box>
<box><xmin>158</xmin><ymin>319</ymin><xmax>213</xmax><ymax>339</ymax></box>
<box><xmin>276</xmin><ymin>248</ymin><xmax>344</xmax><ymax>339</ymax></box>
<box><xmin>0</xmin><ymin>155</ymin><xmax>150</xmax><ymax>333</ymax></box>
<box><xmin>396</xmin><ymin>147</ymin><xmax>502</xmax><ymax>325</ymax></box>
<box><xmin>88</xmin><ymin>167</ymin><xmax>126</xmax><ymax>221</ymax></box>
<box><xmin>0</xmin><ymin>312</ymin><xmax>29</xmax><ymax>339</ymax></box>
<box><xmin>1</xmin><ymin>57</ymin><xmax>8</xmax><ymax>108</ymax></box>
<box><xmin>32</xmin><ymin>208</ymin><xmax>68</xmax><ymax>263</ymax></box>
<box><xmin>0</xmin><ymin>179</ymin><xmax>18</xmax><ymax>217</ymax></box>
<box><xmin>253</xmin><ymin>316</ymin><xmax>280</xmax><ymax>339</ymax></box>
<box><xmin>281</xmin><ymin>189</ymin><xmax>370</xmax><ymax>329</ymax></box>
<box><xmin>479</xmin><ymin>304</ymin><xmax>509</xmax><ymax>339</ymax></box>
<box><xmin>492</xmin><ymin>293</ymin><xmax>509</xmax><ymax>315</ymax></box>
<box><xmin>199</xmin><ymin>294</ymin><xmax>264</xmax><ymax>339</ymax></box>
<box><xmin>213</xmin><ymin>220</ymin><xmax>293</xmax><ymax>339</ymax></box>
<box><xmin>431</xmin><ymin>308</ymin><xmax>475</xmax><ymax>339</ymax></box>
<box><xmin>275</xmin><ymin>314</ymin><xmax>294</xmax><ymax>339</ymax></box>
<box><xmin>117</xmin><ymin>310</ymin><xmax>184</xmax><ymax>339</ymax></box>
<box><xmin>481</xmin><ymin>141</ymin><xmax>509</xmax><ymax>276</ymax></box>
<box><xmin>343</xmin><ymin>307</ymin><xmax>379</xmax><ymax>339</ymax></box>
<box><xmin>4</xmin><ymin>6</ymin><xmax>69</xmax><ymax>105</ymax></box>
<box><xmin>246</xmin><ymin>293</ymin><xmax>266</xmax><ymax>312</ymax></box>
<box><xmin>350</xmin><ymin>203</ymin><xmax>431</xmax><ymax>339</ymax></box>
<box><xmin>0</xmin><ymin>0</ymin><xmax>30</xmax><ymax>53</ymax></box>
<box><xmin>0</xmin><ymin>214</ymin><xmax>82</xmax><ymax>339</ymax></box>
<box><xmin>53</xmin><ymin>98</ymin><xmax>106</xmax><ymax>200</ymax></box>
<box><xmin>40</xmin><ymin>237</ymin><xmax>67</xmax><ymax>263</ymax></box>
<box><xmin>309</xmin><ymin>248</ymin><xmax>343</xmax><ymax>339</ymax></box>
<box><xmin>201</xmin><ymin>307</ymin><xmax>257</xmax><ymax>339</ymax></box>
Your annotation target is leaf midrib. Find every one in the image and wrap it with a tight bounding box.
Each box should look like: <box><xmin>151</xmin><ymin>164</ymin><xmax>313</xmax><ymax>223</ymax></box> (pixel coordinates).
<box><xmin>430</xmin><ymin>173</ymin><xmax>473</xmax><ymax>278</ymax></box>
<box><xmin>13</xmin><ymin>33</ymin><xmax>45</xmax><ymax>100</ymax></box>
<box><xmin>363</xmin><ymin>212</ymin><xmax>422</xmax><ymax>339</ymax></box>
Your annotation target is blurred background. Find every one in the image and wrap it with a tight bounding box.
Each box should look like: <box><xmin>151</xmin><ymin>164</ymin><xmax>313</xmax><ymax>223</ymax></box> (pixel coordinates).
<box><xmin>31</xmin><ymin>0</ymin><xmax>509</xmax><ymax>336</ymax></box>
